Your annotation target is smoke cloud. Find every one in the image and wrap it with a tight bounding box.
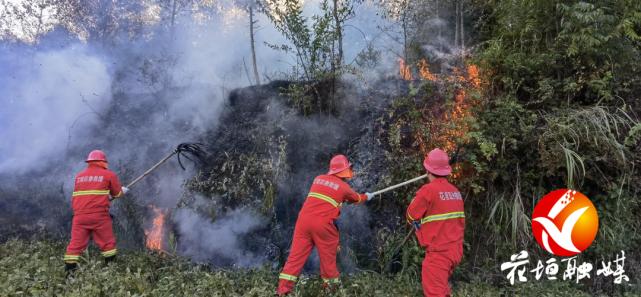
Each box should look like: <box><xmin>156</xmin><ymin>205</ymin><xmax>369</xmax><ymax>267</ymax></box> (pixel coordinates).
<box><xmin>0</xmin><ymin>45</ymin><xmax>112</xmax><ymax>174</ymax></box>
<box><xmin>174</xmin><ymin>207</ymin><xmax>266</xmax><ymax>267</ymax></box>
<box><xmin>0</xmin><ymin>0</ymin><xmax>417</xmax><ymax>269</ymax></box>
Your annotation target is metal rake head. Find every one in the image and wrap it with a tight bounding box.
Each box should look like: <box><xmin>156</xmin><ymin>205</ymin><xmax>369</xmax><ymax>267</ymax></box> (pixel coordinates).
<box><xmin>174</xmin><ymin>142</ymin><xmax>207</xmax><ymax>170</ymax></box>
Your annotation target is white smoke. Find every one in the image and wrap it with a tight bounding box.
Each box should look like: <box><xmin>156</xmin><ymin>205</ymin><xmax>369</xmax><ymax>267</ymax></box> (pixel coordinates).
<box><xmin>0</xmin><ymin>0</ymin><xmax>397</xmax><ymax>176</ymax></box>
<box><xmin>0</xmin><ymin>0</ymin><xmax>406</xmax><ymax>267</ymax></box>
<box><xmin>0</xmin><ymin>45</ymin><xmax>112</xmax><ymax>174</ymax></box>
<box><xmin>173</xmin><ymin>207</ymin><xmax>266</xmax><ymax>267</ymax></box>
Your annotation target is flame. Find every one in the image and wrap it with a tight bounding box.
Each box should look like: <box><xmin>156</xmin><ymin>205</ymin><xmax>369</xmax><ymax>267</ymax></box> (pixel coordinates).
<box><xmin>420</xmin><ymin>63</ymin><xmax>483</xmax><ymax>177</ymax></box>
<box><xmin>448</xmin><ymin>67</ymin><xmax>466</xmax><ymax>84</ymax></box>
<box><xmin>467</xmin><ymin>64</ymin><xmax>481</xmax><ymax>89</ymax></box>
<box><xmin>440</xmin><ymin>63</ymin><xmax>482</xmax><ymax>158</ymax></box>
<box><xmin>442</xmin><ymin>89</ymin><xmax>469</xmax><ymax>152</ymax></box>
<box><xmin>418</xmin><ymin>59</ymin><xmax>436</xmax><ymax>81</ymax></box>
<box><xmin>399</xmin><ymin>58</ymin><xmax>437</xmax><ymax>81</ymax></box>
<box><xmin>393</xmin><ymin>58</ymin><xmax>484</xmax><ymax>178</ymax></box>
<box><xmin>394</xmin><ymin>59</ymin><xmax>483</xmax><ymax>162</ymax></box>
<box><xmin>399</xmin><ymin>58</ymin><xmax>412</xmax><ymax>80</ymax></box>
<box><xmin>145</xmin><ymin>206</ymin><xmax>166</xmax><ymax>251</ymax></box>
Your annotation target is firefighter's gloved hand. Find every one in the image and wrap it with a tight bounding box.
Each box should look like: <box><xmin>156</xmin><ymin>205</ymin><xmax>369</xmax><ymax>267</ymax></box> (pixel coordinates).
<box><xmin>121</xmin><ymin>186</ymin><xmax>130</xmax><ymax>195</ymax></box>
<box><xmin>366</xmin><ymin>192</ymin><xmax>374</xmax><ymax>201</ymax></box>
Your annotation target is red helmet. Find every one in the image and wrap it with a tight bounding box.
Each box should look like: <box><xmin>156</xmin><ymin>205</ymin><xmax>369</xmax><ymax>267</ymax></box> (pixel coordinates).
<box><xmin>423</xmin><ymin>148</ymin><xmax>451</xmax><ymax>176</ymax></box>
<box><xmin>86</xmin><ymin>150</ymin><xmax>108</xmax><ymax>163</ymax></box>
<box><xmin>327</xmin><ymin>154</ymin><xmax>352</xmax><ymax>175</ymax></box>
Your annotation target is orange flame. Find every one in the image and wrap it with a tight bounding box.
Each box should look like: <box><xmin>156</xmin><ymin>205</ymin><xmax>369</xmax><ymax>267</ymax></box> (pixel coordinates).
<box><xmin>393</xmin><ymin>61</ymin><xmax>483</xmax><ymax>178</ymax></box>
<box><xmin>145</xmin><ymin>206</ymin><xmax>166</xmax><ymax>251</ymax></box>
<box><xmin>467</xmin><ymin>64</ymin><xmax>481</xmax><ymax>89</ymax></box>
<box><xmin>440</xmin><ymin>64</ymin><xmax>482</xmax><ymax>155</ymax></box>
<box><xmin>395</xmin><ymin>61</ymin><xmax>483</xmax><ymax>158</ymax></box>
<box><xmin>428</xmin><ymin>64</ymin><xmax>482</xmax><ymax>169</ymax></box>
<box><xmin>418</xmin><ymin>59</ymin><xmax>436</xmax><ymax>81</ymax></box>
<box><xmin>399</xmin><ymin>58</ymin><xmax>412</xmax><ymax>80</ymax></box>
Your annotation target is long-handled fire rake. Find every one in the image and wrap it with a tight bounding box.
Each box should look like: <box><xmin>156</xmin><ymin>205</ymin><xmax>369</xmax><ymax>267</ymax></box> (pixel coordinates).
<box><xmin>110</xmin><ymin>143</ymin><xmax>205</xmax><ymax>201</ymax></box>
<box><xmin>370</xmin><ymin>174</ymin><xmax>428</xmax><ymax>196</ymax></box>
<box><xmin>125</xmin><ymin>143</ymin><xmax>205</xmax><ymax>189</ymax></box>
<box><xmin>370</xmin><ymin>146</ymin><xmax>462</xmax><ymax>197</ymax></box>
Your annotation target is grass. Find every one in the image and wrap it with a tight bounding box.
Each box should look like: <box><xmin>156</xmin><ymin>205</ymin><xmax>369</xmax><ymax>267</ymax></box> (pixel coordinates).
<box><xmin>2</xmin><ymin>239</ymin><xmax>638</xmax><ymax>297</ymax></box>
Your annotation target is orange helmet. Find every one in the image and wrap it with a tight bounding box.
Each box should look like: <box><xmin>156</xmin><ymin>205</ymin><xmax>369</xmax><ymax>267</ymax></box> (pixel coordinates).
<box><xmin>423</xmin><ymin>148</ymin><xmax>451</xmax><ymax>176</ymax></box>
<box><xmin>86</xmin><ymin>150</ymin><xmax>108</xmax><ymax>163</ymax></box>
<box><xmin>327</xmin><ymin>154</ymin><xmax>352</xmax><ymax>175</ymax></box>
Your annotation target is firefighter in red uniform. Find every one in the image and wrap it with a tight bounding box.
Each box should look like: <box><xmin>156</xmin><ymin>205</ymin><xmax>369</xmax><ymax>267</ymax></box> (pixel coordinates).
<box><xmin>63</xmin><ymin>150</ymin><xmax>129</xmax><ymax>274</ymax></box>
<box><xmin>406</xmin><ymin>148</ymin><xmax>465</xmax><ymax>297</ymax></box>
<box><xmin>276</xmin><ymin>154</ymin><xmax>373</xmax><ymax>296</ymax></box>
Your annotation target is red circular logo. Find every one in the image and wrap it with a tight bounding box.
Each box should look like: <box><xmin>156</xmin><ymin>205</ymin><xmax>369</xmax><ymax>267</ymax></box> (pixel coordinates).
<box><xmin>532</xmin><ymin>189</ymin><xmax>598</xmax><ymax>256</ymax></box>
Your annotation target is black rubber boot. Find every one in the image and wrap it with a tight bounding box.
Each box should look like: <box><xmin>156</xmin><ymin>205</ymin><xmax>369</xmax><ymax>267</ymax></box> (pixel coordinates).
<box><xmin>104</xmin><ymin>255</ymin><xmax>116</xmax><ymax>265</ymax></box>
<box><xmin>64</xmin><ymin>262</ymin><xmax>78</xmax><ymax>278</ymax></box>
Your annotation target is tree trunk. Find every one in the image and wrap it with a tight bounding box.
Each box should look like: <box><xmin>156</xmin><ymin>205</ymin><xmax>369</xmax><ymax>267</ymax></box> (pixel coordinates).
<box><xmin>333</xmin><ymin>0</ymin><xmax>343</xmax><ymax>66</ymax></box>
<box><xmin>170</xmin><ymin>0</ymin><xmax>177</xmax><ymax>36</ymax></box>
<box><xmin>402</xmin><ymin>5</ymin><xmax>408</xmax><ymax>61</ymax></box>
<box><xmin>249</xmin><ymin>5</ymin><xmax>261</xmax><ymax>85</ymax></box>
<box><xmin>454</xmin><ymin>0</ymin><xmax>459</xmax><ymax>48</ymax></box>
<box><xmin>460</xmin><ymin>0</ymin><xmax>465</xmax><ymax>50</ymax></box>
<box><xmin>330</xmin><ymin>0</ymin><xmax>345</xmax><ymax>114</ymax></box>
<box><xmin>436</xmin><ymin>0</ymin><xmax>441</xmax><ymax>46</ymax></box>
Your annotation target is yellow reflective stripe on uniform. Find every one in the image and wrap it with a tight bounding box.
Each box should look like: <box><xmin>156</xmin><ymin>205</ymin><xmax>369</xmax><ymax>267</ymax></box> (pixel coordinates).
<box><xmin>420</xmin><ymin>211</ymin><xmax>465</xmax><ymax>224</ymax></box>
<box><xmin>406</xmin><ymin>212</ymin><xmax>415</xmax><ymax>221</ymax></box>
<box><xmin>279</xmin><ymin>273</ymin><xmax>298</xmax><ymax>281</ymax></box>
<box><xmin>72</xmin><ymin>190</ymin><xmax>110</xmax><ymax>196</ymax></box>
<box><xmin>308</xmin><ymin>192</ymin><xmax>341</xmax><ymax>208</ymax></box>
<box><xmin>64</xmin><ymin>254</ymin><xmax>80</xmax><ymax>262</ymax></box>
<box><xmin>101</xmin><ymin>249</ymin><xmax>117</xmax><ymax>257</ymax></box>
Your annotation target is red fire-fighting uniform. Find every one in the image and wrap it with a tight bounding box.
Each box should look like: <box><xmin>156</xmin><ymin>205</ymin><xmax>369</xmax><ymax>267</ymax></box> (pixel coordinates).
<box><xmin>407</xmin><ymin>178</ymin><xmax>465</xmax><ymax>297</ymax></box>
<box><xmin>277</xmin><ymin>174</ymin><xmax>367</xmax><ymax>295</ymax></box>
<box><xmin>64</xmin><ymin>163</ymin><xmax>123</xmax><ymax>264</ymax></box>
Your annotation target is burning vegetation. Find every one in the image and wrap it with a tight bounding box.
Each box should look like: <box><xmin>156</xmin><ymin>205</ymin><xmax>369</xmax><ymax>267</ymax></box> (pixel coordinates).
<box><xmin>145</xmin><ymin>206</ymin><xmax>167</xmax><ymax>252</ymax></box>
<box><xmin>396</xmin><ymin>56</ymin><xmax>482</xmax><ymax>155</ymax></box>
